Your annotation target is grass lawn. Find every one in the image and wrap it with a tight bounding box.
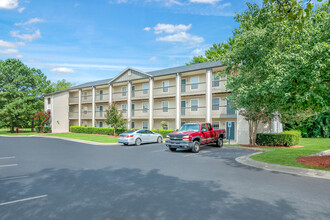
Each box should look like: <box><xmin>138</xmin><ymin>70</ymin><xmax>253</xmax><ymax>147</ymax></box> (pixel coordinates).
<box><xmin>44</xmin><ymin>133</ymin><xmax>118</xmax><ymax>143</ymax></box>
<box><xmin>251</xmin><ymin>138</ymin><xmax>330</xmax><ymax>171</ymax></box>
<box><xmin>0</xmin><ymin>128</ymin><xmax>36</xmax><ymax>136</ymax></box>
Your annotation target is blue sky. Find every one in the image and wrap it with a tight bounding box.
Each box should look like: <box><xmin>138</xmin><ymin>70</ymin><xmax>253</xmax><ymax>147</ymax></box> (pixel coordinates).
<box><xmin>0</xmin><ymin>0</ymin><xmax>260</xmax><ymax>84</ymax></box>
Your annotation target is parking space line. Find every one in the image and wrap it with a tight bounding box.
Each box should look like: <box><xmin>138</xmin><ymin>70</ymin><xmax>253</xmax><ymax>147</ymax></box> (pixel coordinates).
<box><xmin>0</xmin><ymin>175</ymin><xmax>29</xmax><ymax>181</ymax></box>
<box><xmin>0</xmin><ymin>157</ymin><xmax>15</xmax><ymax>160</ymax></box>
<box><xmin>0</xmin><ymin>164</ymin><xmax>18</xmax><ymax>168</ymax></box>
<box><xmin>0</xmin><ymin>195</ymin><xmax>48</xmax><ymax>206</ymax></box>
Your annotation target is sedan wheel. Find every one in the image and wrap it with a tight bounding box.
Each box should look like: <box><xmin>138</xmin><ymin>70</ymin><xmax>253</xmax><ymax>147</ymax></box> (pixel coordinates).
<box><xmin>157</xmin><ymin>136</ymin><xmax>162</xmax><ymax>143</ymax></box>
<box><xmin>135</xmin><ymin>138</ymin><xmax>142</xmax><ymax>146</ymax></box>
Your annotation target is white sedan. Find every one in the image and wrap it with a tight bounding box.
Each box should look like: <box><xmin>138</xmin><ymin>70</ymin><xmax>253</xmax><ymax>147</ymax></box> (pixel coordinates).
<box><xmin>118</xmin><ymin>129</ymin><xmax>163</xmax><ymax>146</ymax></box>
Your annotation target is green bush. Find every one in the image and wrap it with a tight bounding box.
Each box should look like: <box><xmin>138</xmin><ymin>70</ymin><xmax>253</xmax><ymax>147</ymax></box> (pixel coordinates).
<box><xmin>42</xmin><ymin>127</ymin><xmax>51</xmax><ymax>133</ymax></box>
<box><xmin>152</xmin><ymin>129</ymin><xmax>176</xmax><ymax>138</ymax></box>
<box><xmin>256</xmin><ymin>133</ymin><xmax>299</xmax><ymax>146</ymax></box>
<box><xmin>282</xmin><ymin>130</ymin><xmax>302</xmax><ymax>138</ymax></box>
<box><xmin>70</xmin><ymin>126</ymin><xmax>116</xmax><ymax>135</ymax></box>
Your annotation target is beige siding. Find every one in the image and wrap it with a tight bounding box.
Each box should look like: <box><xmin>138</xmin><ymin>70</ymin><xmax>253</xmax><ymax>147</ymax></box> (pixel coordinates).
<box><xmin>52</xmin><ymin>92</ymin><xmax>69</xmax><ymax>133</ymax></box>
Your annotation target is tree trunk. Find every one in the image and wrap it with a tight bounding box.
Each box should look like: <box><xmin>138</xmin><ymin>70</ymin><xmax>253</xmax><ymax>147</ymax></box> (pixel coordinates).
<box><xmin>16</xmin><ymin>126</ymin><xmax>19</xmax><ymax>133</ymax></box>
<box><xmin>114</xmin><ymin>128</ymin><xmax>116</xmax><ymax>136</ymax></box>
<box><xmin>248</xmin><ymin>120</ymin><xmax>259</xmax><ymax>145</ymax></box>
<box><xmin>10</xmin><ymin>124</ymin><xmax>14</xmax><ymax>133</ymax></box>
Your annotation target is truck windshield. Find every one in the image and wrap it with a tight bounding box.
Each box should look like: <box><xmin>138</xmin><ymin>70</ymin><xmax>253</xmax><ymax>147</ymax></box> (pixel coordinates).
<box><xmin>179</xmin><ymin>124</ymin><xmax>200</xmax><ymax>132</ymax></box>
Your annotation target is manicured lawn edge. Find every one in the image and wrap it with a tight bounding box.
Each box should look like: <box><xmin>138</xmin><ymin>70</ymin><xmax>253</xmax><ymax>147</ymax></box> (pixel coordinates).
<box><xmin>44</xmin><ymin>133</ymin><xmax>118</xmax><ymax>143</ymax></box>
<box><xmin>250</xmin><ymin>138</ymin><xmax>330</xmax><ymax>171</ymax></box>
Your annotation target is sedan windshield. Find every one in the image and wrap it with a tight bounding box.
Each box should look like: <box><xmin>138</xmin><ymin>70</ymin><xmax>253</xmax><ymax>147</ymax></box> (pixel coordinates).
<box><xmin>179</xmin><ymin>124</ymin><xmax>200</xmax><ymax>132</ymax></box>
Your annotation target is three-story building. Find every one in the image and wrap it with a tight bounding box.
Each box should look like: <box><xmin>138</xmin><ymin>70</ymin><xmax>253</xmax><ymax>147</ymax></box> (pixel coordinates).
<box><xmin>44</xmin><ymin>61</ymin><xmax>283</xmax><ymax>144</ymax></box>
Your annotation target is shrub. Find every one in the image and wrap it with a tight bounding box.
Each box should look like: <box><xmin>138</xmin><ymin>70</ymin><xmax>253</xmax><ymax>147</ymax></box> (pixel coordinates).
<box><xmin>256</xmin><ymin>133</ymin><xmax>299</xmax><ymax>146</ymax></box>
<box><xmin>152</xmin><ymin>129</ymin><xmax>176</xmax><ymax>138</ymax></box>
<box><xmin>282</xmin><ymin>130</ymin><xmax>302</xmax><ymax>138</ymax></box>
<box><xmin>42</xmin><ymin>127</ymin><xmax>51</xmax><ymax>133</ymax></box>
<box><xmin>70</xmin><ymin>126</ymin><xmax>116</xmax><ymax>135</ymax></box>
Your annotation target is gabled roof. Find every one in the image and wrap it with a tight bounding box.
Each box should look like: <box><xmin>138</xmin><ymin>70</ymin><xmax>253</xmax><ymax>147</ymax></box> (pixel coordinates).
<box><xmin>45</xmin><ymin>60</ymin><xmax>223</xmax><ymax>96</ymax></box>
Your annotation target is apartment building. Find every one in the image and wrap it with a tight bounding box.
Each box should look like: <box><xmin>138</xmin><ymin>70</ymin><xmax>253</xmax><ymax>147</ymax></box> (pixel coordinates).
<box><xmin>44</xmin><ymin>61</ymin><xmax>283</xmax><ymax>144</ymax></box>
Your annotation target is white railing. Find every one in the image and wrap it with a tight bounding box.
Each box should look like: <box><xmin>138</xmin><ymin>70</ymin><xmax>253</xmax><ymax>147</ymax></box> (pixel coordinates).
<box><xmin>153</xmin><ymin>85</ymin><xmax>176</xmax><ymax>98</ymax></box>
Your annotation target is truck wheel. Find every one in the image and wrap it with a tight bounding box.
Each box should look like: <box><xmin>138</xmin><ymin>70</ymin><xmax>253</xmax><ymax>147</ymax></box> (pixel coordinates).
<box><xmin>169</xmin><ymin>147</ymin><xmax>176</xmax><ymax>152</ymax></box>
<box><xmin>191</xmin><ymin>141</ymin><xmax>200</xmax><ymax>153</ymax></box>
<box><xmin>216</xmin><ymin>137</ymin><xmax>223</xmax><ymax>148</ymax></box>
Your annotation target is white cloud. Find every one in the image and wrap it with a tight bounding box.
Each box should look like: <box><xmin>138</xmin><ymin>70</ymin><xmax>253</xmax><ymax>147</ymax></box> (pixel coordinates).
<box><xmin>189</xmin><ymin>0</ymin><xmax>221</xmax><ymax>4</ymax></box>
<box><xmin>156</xmin><ymin>32</ymin><xmax>204</xmax><ymax>44</ymax></box>
<box><xmin>144</xmin><ymin>27</ymin><xmax>151</xmax><ymax>31</ymax></box>
<box><xmin>0</xmin><ymin>39</ymin><xmax>17</xmax><ymax>48</ymax></box>
<box><xmin>0</xmin><ymin>48</ymin><xmax>19</xmax><ymax>54</ymax></box>
<box><xmin>109</xmin><ymin>0</ymin><xmax>128</xmax><ymax>3</ymax></box>
<box><xmin>16</xmin><ymin>54</ymin><xmax>23</xmax><ymax>58</ymax></box>
<box><xmin>18</xmin><ymin>7</ymin><xmax>25</xmax><ymax>12</ymax></box>
<box><xmin>150</xmin><ymin>56</ymin><xmax>157</xmax><ymax>61</ymax></box>
<box><xmin>10</xmin><ymin>29</ymin><xmax>41</xmax><ymax>41</ymax></box>
<box><xmin>50</xmin><ymin>67</ymin><xmax>76</xmax><ymax>74</ymax></box>
<box><xmin>154</xmin><ymin>23</ymin><xmax>192</xmax><ymax>34</ymax></box>
<box><xmin>15</xmin><ymin>17</ymin><xmax>45</xmax><ymax>26</ymax></box>
<box><xmin>0</xmin><ymin>0</ymin><xmax>18</xmax><ymax>10</ymax></box>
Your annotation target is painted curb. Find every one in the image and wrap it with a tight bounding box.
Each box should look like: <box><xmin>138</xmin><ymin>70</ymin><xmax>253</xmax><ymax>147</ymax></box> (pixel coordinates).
<box><xmin>236</xmin><ymin>152</ymin><xmax>330</xmax><ymax>180</ymax></box>
<box><xmin>0</xmin><ymin>135</ymin><xmax>120</xmax><ymax>146</ymax></box>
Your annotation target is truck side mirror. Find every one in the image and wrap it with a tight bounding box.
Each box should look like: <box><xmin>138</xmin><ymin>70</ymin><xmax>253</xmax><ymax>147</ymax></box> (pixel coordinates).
<box><xmin>176</xmin><ymin>129</ymin><xmax>179</xmax><ymax>131</ymax></box>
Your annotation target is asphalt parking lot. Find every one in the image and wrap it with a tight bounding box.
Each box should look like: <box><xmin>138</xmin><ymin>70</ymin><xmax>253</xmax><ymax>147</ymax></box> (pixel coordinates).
<box><xmin>0</xmin><ymin>137</ymin><xmax>329</xmax><ymax>220</ymax></box>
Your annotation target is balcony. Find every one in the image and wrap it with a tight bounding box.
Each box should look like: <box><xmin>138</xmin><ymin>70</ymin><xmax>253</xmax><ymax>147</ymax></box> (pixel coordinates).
<box><xmin>81</xmin><ymin>111</ymin><xmax>92</xmax><ymax>119</ymax></box>
<box><xmin>212</xmin><ymin>80</ymin><xmax>227</xmax><ymax>93</ymax></box>
<box><xmin>181</xmin><ymin>82</ymin><xmax>206</xmax><ymax>96</ymax></box>
<box><xmin>153</xmin><ymin>107</ymin><xmax>176</xmax><ymax>119</ymax></box>
<box><xmin>212</xmin><ymin>105</ymin><xmax>237</xmax><ymax>118</ymax></box>
<box><xmin>69</xmin><ymin>112</ymin><xmax>78</xmax><ymax>119</ymax></box>
<box><xmin>95</xmin><ymin>111</ymin><xmax>106</xmax><ymax>119</ymax></box>
<box><xmin>69</xmin><ymin>97</ymin><xmax>79</xmax><ymax>104</ymax></box>
<box><xmin>153</xmin><ymin>85</ymin><xmax>176</xmax><ymax>98</ymax></box>
<box><xmin>181</xmin><ymin>106</ymin><xmax>206</xmax><ymax>119</ymax></box>
<box><xmin>95</xmin><ymin>93</ymin><xmax>109</xmax><ymax>103</ymax></box>
<box><xmin>131</xmin><ymin>89</ymin><xmax>149</xmax><ymax>100</ymax></box>
<box><xmin>82</xmin><ymin>95</ymin><xmax>92</xmax><ymax>103</ymax></box>
<box><xmin>131</xmin><ymin>108</ymin><xmax>149</xmax><ymax>119</ymax></box>
<box><xmin>113</xmin><ymin>91</ymin><xmax>127</xmax><ymax>101</ymax></box>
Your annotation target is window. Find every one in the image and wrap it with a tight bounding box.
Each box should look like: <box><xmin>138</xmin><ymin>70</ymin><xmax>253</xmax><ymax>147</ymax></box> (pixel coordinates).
<box><xmin>180</xmin><ymin>124</ymin><xmax>200</xmax><ymax>132</ymax></box>
<box><xmin>99</xmin><ymin>121</ymin><xmax>103</xmax><ymax>127</ymax></box>
<box><xmin>162</xmin><ymin>81</ymin><xmax>169</xmax><ymax>92</ymax></box>
<box><xmin>201</xmin><ymin>124</ymin><xmax>207</xmax><ymax>132</ymax></box>
<box><xmin>122</xmin><ymin>87</ymin><xmax>127</xmax><ymax>96</ymax></box>
<box><xmin>181</xmin><ymin>121</ymin><xmax>186</xmax><ymax>127</ymax></box>
<box><xmin>212</xmin><ymin>74</ymin><xmax>220</xmax><ymax>87</ymax></box>
<box><xmin>99</xmin><ymin>90</ymin><xmax>103</xmax><ymax>100</ymax></box>
<box><xmin>212</xmin><ymin>98</ymin><xmax>220</xmax><ymax>110</ymax></box>
<box><xmin>142</xmin><ymin>122</ymin><xmax>148</xmax><ymax>129</ymax></box>
<box><xmin>99</xmin><ymin>106</ymin><xmax>103</xmax><ymax>117</ymax></box>
<box><xmin>47</xmin><ymin>98</ymin><xmax>51</xmax><ymax>104</ymax></box>
<box><xmin>181</xmin><ymin>79</ymin><xmax>186</xmax><ymax>93</ymax></box>
<box><xmin>122</xmin><ymin>104</ymin><xmax>127</xmax><ymax>113</ymax></box>
<box><xmin>143</xmin><ymin>83</ymin><xmax>149</xmax><ymax>94</ymax></box>
<box><xmin>143</xmin><ymin>103</ymin><xmax>149</xmax><ymax>113</ymax></box>
<box><xmin>131</xmin><ymin>122</ymin><xmax>135</xmax><ymax>129</ymax></box>
<box><xmin>145</xmin><ymin>130</ymin><xmax>153</xmax><ymax>134</ymax></box>
<box><xmin>191</xmin><ymin>77</ymin><xmax>199</xmax><ymax>89</ymax></box>
<box><xmin>84</xmin><ymin>92</ymin><xmax>88</xmax><ymax>100</ymax></box>
<box><xmin>162</xmin><ymin>102</ymin><xmax>169</xmax><ymax>112</ymax></box>
<box><xmin>212</xmin><ymin>122</ymin><xmax>220</xmax><ymax>130</ymax></box>
<box><xmin>131</xmin><ymin>86</ymin><xmax>135</xmax><ymax>97</ymax></box>
<box><xmin>207</xmin><ymin>124</ymin><xmax>212</xmax><ymax>131</ymax></box>
<box><xmin>191</xmin><ymin>100</ymin><xmax>198</xmax><ymax>111</ymax></box>
<box><xmin>83</xmin><ymin>106</ymin><xmax>88</xmax><ymax>114</ymax></box>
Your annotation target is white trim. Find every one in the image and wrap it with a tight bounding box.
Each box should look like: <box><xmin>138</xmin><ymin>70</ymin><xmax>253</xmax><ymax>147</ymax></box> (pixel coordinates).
<box><xmin>92</xmin><ymin>86</ymin><xmax>95</xmax><ymax>127</ymax></box>
<box><xmin>78</xmin><ymin>89</ymin><xmax>81</xmax><ymax>126</ymax></box>
<box><xmin>108</xmin><ymin>67</ymin><xmax>153</xmax><ymax>84</ymax></box>
<box><xmin>149</xmin><ymin>77</ymin><xmax>154</xmax><ymax>130</ymax></box>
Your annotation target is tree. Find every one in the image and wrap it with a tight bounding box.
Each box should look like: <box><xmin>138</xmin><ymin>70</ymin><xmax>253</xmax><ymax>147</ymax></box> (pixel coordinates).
<box><xmin>105</xmin><ymin>104</ymin><xmax>126</xmax><ymax>136</ymax></box>
<box><xmin>51</xmin><ymin>79</ymin><xmax>75</xmax><ymax>92</ymax></box>
<box><xmin>161</xmin><ymin>121</ymin><xmax>168</xmax><ymax>130</ymax></box>
<box><xmin>0</xmin><ymin>59</ymin><xmax>52</xmax><ymax>132</ymax></box>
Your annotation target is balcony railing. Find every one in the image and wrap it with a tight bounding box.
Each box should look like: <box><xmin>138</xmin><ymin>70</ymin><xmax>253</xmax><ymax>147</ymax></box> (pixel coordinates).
<box><xmin>69</xmin><ymin>112</ymin><xmax>78</xmax><ymax>119</ymax></box>
<box><xmin>153</xmin><ymin>85</ymin><xmax>176</xmax><ymax>98</ymax></box>
<box><xmin>95</xmin><ymin>93</ymin><xmax>109</xmax><ymax>102</ymax></box>
<box><xmin>95</xmin><ymin>111</ymin><xmax>106</xmax><ymax>119</ymax></box>
<box><xmin>113</xmin><ymin>91</ymin><xmax>127</xmax><ymax>101</ymax></box>
<box><xmin>82</xmin><ymin>95</ymin><xmax>92</xmax><ymax>103</ymax></box>
<box><xmin>181</xmin><ymin>82</ymin><xmax>206</xmax><ymax>95</ymax></box>
<box><xmin>81</xmin><ymin>111</ymin><xmax>92</xmax><ymax>119</ymax></box>
<box><xmin>212</xmin><ymin>80</ymin><xmax>227</xmax><ymax>92</ymax></box>
<box><xmin>181</xmin><ymin>106</ymin><xmax>206</xmax><ymax>118</ymax></box>
<box><xmin>132</xmin><ymin>89</ymin><xmax>149</xmax><ymax>100</ymax></box>
<box><xmin>131</xmin><ymin>108</ymin><xmax>149</xmax><ymax>118</ymax></box>
<box><xmin>153</xmin><ymin>107</ymin><xmax>176</xmax><ymax>119</ymax></box>
<box><xmin>69</xmin><ymin>97</ymin><xmax>79</xmax><ymax>104</ymax></box>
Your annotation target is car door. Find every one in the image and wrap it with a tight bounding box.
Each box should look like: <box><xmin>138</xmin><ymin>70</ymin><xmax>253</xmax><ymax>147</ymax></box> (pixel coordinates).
<box><xmin>145</xmin><ymin>130</ymin><xmax>156</xmax><ymax>142</ymax></box>
<box><xmin>206</xmin><ymin>124</ymin><xmax>216</xmax><ymax>143</ymax></box>
<box><xmin>200</xmin><ymin>124</ymin><xmax>209</xmax><ymax>145</ymax></box>
<box><xmin>136</xmin><ymin>130</ymin><xmax>147</xmax><ymax>143</ymax></box>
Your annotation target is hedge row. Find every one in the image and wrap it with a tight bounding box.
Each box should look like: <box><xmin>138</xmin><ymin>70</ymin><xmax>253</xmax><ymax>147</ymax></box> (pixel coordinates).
<box><xmin>256</xmin><ymin>133</ymin><xmax>299</xmax><ymax>146</ymax></box>
<box><xmin>70</xmin><ymin>126</ymin><xmax>127</xmax><ymax>135</ymax></box>
<box><xmin>70</xmin><ymin>126</ymin><xmax>176</xmax><ymax>137</ymax></box>
<box><xmin>282</xmin><ymin>130</ymin><xmax>302</xmax><ymax>138</ymax></box>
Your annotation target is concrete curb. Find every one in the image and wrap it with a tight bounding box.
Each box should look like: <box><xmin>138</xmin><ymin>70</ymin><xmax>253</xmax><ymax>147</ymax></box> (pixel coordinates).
<box><xmin>0</xmin><ymin>135</ymin><xmax>120</xmax><ymax>146</ymax></box>
<box><xmin>236</xmin><ymin>152</ymin><xmax>330</xmax><ymax>180</ymax></box>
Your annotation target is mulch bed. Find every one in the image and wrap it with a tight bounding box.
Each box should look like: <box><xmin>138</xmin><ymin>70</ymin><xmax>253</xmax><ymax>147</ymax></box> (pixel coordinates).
<box><xmin>297</xmin><ymin>156</ymin><xmax>330</xmax><ymax>168</ymax></box>
<box><xmin>239</xmin><ymin>144</ymin><xmax>304</xmax><ymax>149</ymax></box>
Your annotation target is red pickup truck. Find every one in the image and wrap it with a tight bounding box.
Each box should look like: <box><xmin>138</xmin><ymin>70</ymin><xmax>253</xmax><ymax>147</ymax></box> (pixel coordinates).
<box><xmin>165</xmin><ymin>123</ymin><xmax>226</xmax><ymax>153</ymax></box>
